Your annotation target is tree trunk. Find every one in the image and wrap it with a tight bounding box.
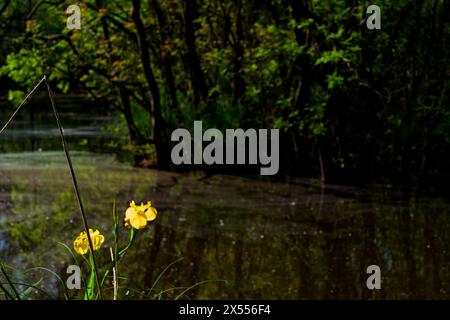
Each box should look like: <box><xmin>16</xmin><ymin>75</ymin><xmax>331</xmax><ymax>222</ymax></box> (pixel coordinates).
<box><xmin>289</xmin><ymin>0</ymin><xmax>313</xmax><ymax>110</ymax></box>
<box><xmin>132</xmin><ymin>0</ymin><xmax>169</xmax><ymax>169</ymax></box>
<box><xmin>118</xmin><ymin>84</ymin><xmax>143</xmax><ymax>145</ymax></box>
<box><xmin>183</xmin><ymin>0</ymin><xmax>208</xmax><ymax>106</ymax></box>
<box><xmin>150</xmin><ymin>0</ymin><xmax>181</xmax><ymax>121</ymax></box>
<box><xmin>233</xmin><ymin>0</ymin><xmax>245</xmax><ymax>105</ymax></box>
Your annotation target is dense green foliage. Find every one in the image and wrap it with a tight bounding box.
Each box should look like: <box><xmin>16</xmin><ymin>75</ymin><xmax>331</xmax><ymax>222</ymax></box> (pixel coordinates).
<box><xmin>0</xmin><ymin>0</ymin><xmax>449</xmax><ymax>184</ymax></box>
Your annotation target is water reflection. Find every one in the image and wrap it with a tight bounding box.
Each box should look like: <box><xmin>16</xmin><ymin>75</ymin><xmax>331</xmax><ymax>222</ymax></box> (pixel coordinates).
<box><xmin>0</xmin><ymin>99</ymin><xmax>449</xmax><ymax>299</ymax></box>
<box><xmin>1</xmin><ymin>152</ymin><xmax>449</xmax><ymax>299</ymax></box>
<box><xmin>0</xmin><ymin>97</ymin><xmax>122</xmax><ymax>155</ymax></box>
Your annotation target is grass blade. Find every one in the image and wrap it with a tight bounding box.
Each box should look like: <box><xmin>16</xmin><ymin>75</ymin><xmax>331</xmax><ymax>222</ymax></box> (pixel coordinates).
<box><xmin>145</xmin><ymin>257</ymin><xmax>184</xmax><ymax>299</ymax></box>
<box><xmin>24</xmin><ymin>267</ymin><xmax>69</xmax><ymax>300</ymax></box>
<box><xmin>174</xmin><ymin>280</ymin><xmax>227</xmax><ymax>300</ymax></box>
<box><xmin>0</xmin><ymin>282</ymin><xmax>14</xmax><ymax>300</ymax></box>
<box><xmin>0</xmin><ymin>261</ymin><xmax>20</xmax><ymax>300</ymax></box>
<box><xmin>19</xmin><ymin>278</ymin><xmax>43</xmax><ymax>300</ymax></box>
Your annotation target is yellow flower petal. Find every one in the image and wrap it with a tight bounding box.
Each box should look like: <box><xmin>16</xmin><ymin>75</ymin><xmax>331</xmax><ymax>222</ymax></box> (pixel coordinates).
<box><xmin>124</xmin><ymin>200</ymin><xmax>158</xmax><ymax>230</ymax></box>
<box><xmin>145</xmin><ymin>207</ymin><xmax>157</xmax><ymax>221</ymax></box>
<box><xmin>73</xmin><ymin>229</ymin><xmax>105</xmax><ymax>255</ymax></box>
<box><xmin>130</xmin><ymin>214</ymin><xmax>148</xmax><ymax>229</ymax></box>
<box><xmin>125</xmin><ymin>207</ymin><xmax>135</xmax><ymax>220</ymax></box>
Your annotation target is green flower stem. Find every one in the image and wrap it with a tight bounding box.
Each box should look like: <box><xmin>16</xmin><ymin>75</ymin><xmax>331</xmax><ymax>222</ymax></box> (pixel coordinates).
<box><xmin>99</xmin><ymin>228</ymin><xmax>138</xmax><ymax>289</ymax></box>
<box><xmin>84</xmin><ymin>253</ymin><xmax>96</xmax><ymax>300</ymax></box>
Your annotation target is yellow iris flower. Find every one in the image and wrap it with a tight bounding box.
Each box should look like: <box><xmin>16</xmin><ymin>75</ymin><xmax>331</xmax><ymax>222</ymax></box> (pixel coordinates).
<box><xmin>124</xmin><ymin>200</ymin><xmax>157</xmax><ymax>230</ymax></box>
<box><xmin>73</xmin><ymin>229</ymin><xmax>105</xmax><ymax>255</ymax></box>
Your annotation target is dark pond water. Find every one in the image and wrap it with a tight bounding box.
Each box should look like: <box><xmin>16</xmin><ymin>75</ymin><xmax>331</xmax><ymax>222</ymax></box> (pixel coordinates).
<box><xmin>0</xmin><ymin>97</ymin><xmax>450</xmax><ymax>299</ymax></box>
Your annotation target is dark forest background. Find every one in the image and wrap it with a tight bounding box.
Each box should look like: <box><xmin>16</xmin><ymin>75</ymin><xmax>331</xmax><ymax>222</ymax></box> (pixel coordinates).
<box><xmin>0</xmin><ymin>0</ymin><xmax>449</xmax><ymax>186</ymax></box>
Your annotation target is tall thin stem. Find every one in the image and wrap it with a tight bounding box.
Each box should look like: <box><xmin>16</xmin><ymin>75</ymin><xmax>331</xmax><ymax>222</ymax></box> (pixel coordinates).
<box><xmin>0</xmin><ymin>76</ymin><xmax>45</xmax><ymax>135</ymax></box>
<box><xmin>44</xmin><ymin>75</ymin><xmax>102</xmax><ymax>299</ymax></box>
